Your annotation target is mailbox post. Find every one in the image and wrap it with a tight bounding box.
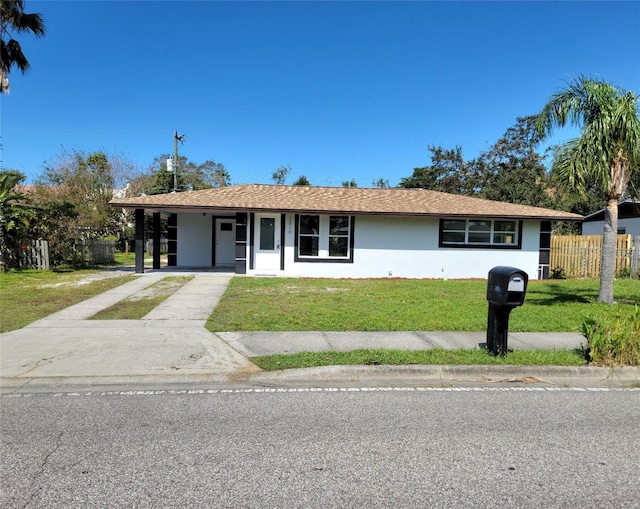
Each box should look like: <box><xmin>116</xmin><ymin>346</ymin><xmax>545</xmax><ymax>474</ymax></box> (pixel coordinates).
<box><xmin>486</xmin><ymin>266</ymin><xmax>528</xmax><ymax>356</ymax></box>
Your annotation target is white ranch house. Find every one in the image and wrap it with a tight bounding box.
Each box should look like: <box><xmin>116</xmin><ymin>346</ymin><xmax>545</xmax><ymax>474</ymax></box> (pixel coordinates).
<box><xmin>110</xmin><ymin>184</ymin><xmax>582</xmax><ymax>280</ymax></box>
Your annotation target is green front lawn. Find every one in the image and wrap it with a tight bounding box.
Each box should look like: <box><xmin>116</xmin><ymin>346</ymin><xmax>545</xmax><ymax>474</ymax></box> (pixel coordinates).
<box><xmin>251</xmin><ymin>348</ymin><xmax>589</xmax><ymax>371</ymax></box>
<box><xmin>206</xmin><ymin>277</ymin><xmax>640</xmax><ymax>333</ymax></box>
<box><xmin>0</xmin><ymin>270</ymin><xmax>136</xmax><ymax>332</ymax></box>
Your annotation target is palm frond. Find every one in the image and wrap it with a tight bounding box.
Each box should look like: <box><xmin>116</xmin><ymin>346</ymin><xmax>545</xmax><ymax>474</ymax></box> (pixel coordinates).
<box><xmin>537</xmin><ymin>76</ymin><xmax>640</xmax><ymax>202</ymax></box>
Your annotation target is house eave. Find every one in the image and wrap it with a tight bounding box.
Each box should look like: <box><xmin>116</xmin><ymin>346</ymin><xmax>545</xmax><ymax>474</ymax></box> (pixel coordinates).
<box><xmin>112</xmin><ymin>202</ymin><xmax>582</xmax><ymax>221</ymax></box>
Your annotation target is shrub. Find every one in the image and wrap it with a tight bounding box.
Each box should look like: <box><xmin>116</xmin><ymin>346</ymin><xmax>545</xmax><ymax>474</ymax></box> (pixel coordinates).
<box><xmin>616</xmin><ymin>267</ymin><xmax>631</xmax><ymax>279</ymax></box>
<box><xmin>550</xmin><ymin>266</ymin><xmax>567</xmax><ymax>279</ymax></box>
<box><xmin>581</xmin><ymin>306</ymin><xmax>640</xmax><ymax>366</ymax></box>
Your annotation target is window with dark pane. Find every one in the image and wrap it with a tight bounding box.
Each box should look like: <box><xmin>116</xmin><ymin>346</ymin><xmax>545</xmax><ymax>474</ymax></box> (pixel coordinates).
<box><xmin>441</xmin><ymin>219</ymin><xmax>466</xmax><ymax>244</ymax></box>
<box><xmin>300</xmin><ymin>215</ymin><xmax>319</xmax><ymax>235</ymax></box>
<box><xmin>468</xmin><ymin>220</ymin><xmax>491</xmax><ymax>244</ymax></box>
<box><xmin>440</xmin><ymin>219</ymin><xmax>519</xmax><ymax>247</ymax></box>
<box><xmin>493</xmin><ymin>220</ymin><xmax>517</xmax><ymax>244</ymax></box>
<box><xmin>329</xmin><ymin>216</ymin><xmax>349</xmax><ymax>257</ymax></box>
<box><xmin>260</xmin><ymin>217</ymin><xmax>275</xmax><ymax>250</ymax></box>
<box><xmin>299</xmin><ymin>215</ymin><xmax>320</xmax><ymax>256</ymax></box>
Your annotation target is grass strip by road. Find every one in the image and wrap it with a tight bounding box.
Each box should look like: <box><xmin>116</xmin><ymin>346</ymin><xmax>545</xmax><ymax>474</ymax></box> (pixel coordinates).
<box><xmin>90</xmin><ymin>276</ymin><xmax>193</xmax><ymax>319</ymax></box>
<box><xmin>207</xmin><ymin>277</ymin><xmax>640</xmax><ymax>333</ymax></box>
<box><xmin>0</xmin><ymin>270</ymin><xmax>135</xmax><ymax>332</ymax></box>
<box><xmin>250</xmin><ymin>348</ymin><xmax>588</xmax><ymax>371</ymax></box>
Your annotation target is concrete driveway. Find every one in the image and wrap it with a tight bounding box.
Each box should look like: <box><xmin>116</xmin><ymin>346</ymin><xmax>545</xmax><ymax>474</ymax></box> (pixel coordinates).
<box><xmin>0</xmin><ymin>272</ymin><xmax>259</xmax><ymax>387</ymax></box>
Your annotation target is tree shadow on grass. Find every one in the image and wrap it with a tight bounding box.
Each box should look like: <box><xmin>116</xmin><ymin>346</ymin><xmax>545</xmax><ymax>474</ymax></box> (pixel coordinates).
<box><xmin>526</xmin><ymin>283</ymin><xmax>596</xmax><ymax>305</ymax></box>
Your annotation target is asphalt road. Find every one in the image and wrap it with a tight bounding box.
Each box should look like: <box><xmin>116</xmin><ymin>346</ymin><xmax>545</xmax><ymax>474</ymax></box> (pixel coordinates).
<box><xmin>2</xmin><ymin>387</ymin><xmax>639</xmax><ymax>508</ymax></box>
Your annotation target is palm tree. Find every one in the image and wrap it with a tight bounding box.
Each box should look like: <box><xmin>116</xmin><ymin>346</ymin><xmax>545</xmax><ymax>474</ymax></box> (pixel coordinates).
<box><xmin>536</xmin><ymin>76</ymin><xmax>640</xmax><ymax>304</ymax></box>
<box><xmin>1</xmin><ymin>0</ymin><xmax>45</xmax><ymax>93</ymax></box>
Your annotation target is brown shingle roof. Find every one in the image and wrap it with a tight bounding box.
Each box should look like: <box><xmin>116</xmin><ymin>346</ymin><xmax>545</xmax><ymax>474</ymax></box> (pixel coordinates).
<box><xmin>110</xmin><ymin>184</ymin><xmax>583</xmax><ymax>220</ymax></box>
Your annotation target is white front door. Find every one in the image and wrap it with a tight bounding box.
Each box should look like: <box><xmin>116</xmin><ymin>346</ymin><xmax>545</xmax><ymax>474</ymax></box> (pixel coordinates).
<box><xmin>255</xmin><ymin>214</ymin><xmax>281</xmax><ymax>272</ymax></box>
<box><xmin>215</xmin><ymin>218</ymin><xmax>235</xmax><ymax>266</ymax></box>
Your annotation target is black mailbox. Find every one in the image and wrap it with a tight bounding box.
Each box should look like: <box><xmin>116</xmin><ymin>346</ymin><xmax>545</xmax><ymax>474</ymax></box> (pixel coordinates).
<box><xmin>486</xmin><ymin>266</ymin><xmax>529</xmax><ymax>356</ymax></box>
<box><xmin>487</xmin><ymin>266</ymin><xmax>528</xmax><ymax>307</ymax></box>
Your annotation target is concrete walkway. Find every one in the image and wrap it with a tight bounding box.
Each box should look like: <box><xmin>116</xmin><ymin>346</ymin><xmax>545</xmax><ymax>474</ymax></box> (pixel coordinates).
<box><xmin>219</xmin><ymin>330</ymin><xmax>586</xmax><ymax>357</ymax></box>
<box><xmin>1</xmin><ymin>270</ymin><xmax>639</xmax><ymax>389</ymax></box>
<box><xmin>0</xmin><ymin>272</ymin><xmax>259</xmax><ymax>387</ymax></box>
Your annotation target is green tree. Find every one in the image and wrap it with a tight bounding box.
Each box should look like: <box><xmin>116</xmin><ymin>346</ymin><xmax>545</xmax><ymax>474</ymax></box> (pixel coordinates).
<box><xmin>0</xmin><ymin>170</ymin><xmax>30</xmax><ymax>270</ymax></box>
<box><xmin>137</xmin><ymin>155</ymin><xmax>230</xmax><ymax>194</ymax></box>
<box><xmin>36</xmin><ymin>150</ymin><xmax>135</xmax><ymax>266</ymax></box>
<box><xmin>341</xmin><ymin>179</ymin><xmax>357</xmax><ymax>188</ymax></box>
<box><xmin>399</xmin><ymin>145</ymin><xmax>479</xmax><ymax>195</ymax></box>
<box><xmin>372</xmin><ymin>178</ymin><xmax>390</xmax><ymax>188</ymax></box>
<box><xmin>40</xmin><ymin>151</ymin><xmax>119</xmax><ymax>237</ymax></box>
<box><xmin>1</xmin><ymin>0</ymin><xmax>45</xmax><ymax>93</ymax></box>
<box><xmin>272</xmin><ymin>165</ymin><xmax>291</xmax><ymax>185</ymax></box>
<box><xmin>477</xmin><ymin>116</ymin><xmax>552</xmax><ymax>208</ymax></box>
<box><xmin>30</xmin><ymin>196</ymin><xmax>78</xmax><ymax>267</ymax></box>
<box><xmin>292</xmin><ymin>175</ymin><xmax>310</xmax><ymax>186</ymax></box>
<box><xmin>399</xmin><ymin>119</ymin><xmax>554</xmax><ymax>208</ymax></box>
<box><xmin>142</xmin><ymin>165</ymin><xmax>175</xmax><ymax>196</ymax></box>
<box><xmin>192</xmin><ymin>160</ymin><xmax>230</xmax><ymax>189</ymax></box>
<box><xmin>546</xmin><ymin>162</ymin><xmax>608</xmax><ymax>234</ymax></box>
<box><xmin>536</xmin><ymin>76</ymin><xmax>640</xmax><ymax>304</ymax></box>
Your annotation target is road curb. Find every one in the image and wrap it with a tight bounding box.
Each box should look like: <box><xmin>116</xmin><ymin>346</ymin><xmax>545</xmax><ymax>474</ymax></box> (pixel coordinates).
<box><xmin>247</xmin><ymin>364</ymin><xmax>640</xmax><ymax>387</ymax></box>
<box><xmin>2</xmin><ymin>365</ymin><xmax>639</xmax><ymax>391</ymax></box>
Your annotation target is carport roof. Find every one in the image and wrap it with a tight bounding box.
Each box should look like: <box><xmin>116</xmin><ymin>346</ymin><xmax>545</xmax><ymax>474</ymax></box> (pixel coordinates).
<box><xmin>110</xmin><ymin>184</ymin><xmax>583</xmax><ymax>220</ymax></box>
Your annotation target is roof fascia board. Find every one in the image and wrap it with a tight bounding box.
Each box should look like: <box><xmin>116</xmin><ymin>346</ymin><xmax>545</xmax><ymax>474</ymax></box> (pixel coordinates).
<box><xmin>112</xmin><ymin>203</ymin><xmax>582</xmax><ymax>221</ymax></box>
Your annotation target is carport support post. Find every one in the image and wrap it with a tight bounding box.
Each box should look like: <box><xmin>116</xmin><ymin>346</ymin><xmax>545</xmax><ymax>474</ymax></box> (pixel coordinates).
<box><xmin>135</xmin><ymin>208</ymin><xmax>145</xmax><ymax>274</ymax></box>
<box><xmin>152</xmin><ymin>212</ymin><xmax>161</xmax><ymax>270</ymax></box>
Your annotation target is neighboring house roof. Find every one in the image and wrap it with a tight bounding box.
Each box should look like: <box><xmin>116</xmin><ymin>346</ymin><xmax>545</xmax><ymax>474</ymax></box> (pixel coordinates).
<box><xmin>14</xmin><ymin>185</ymin><xmax>38</xmax><ymax>195</ymax></box>
<box><xmin>583</xmin><ymin>199</ymin><xmax>640</xmax><ymax>222</ymax></box>
<box><xmin>110</xmin><ymin>184</ymin><xmax>583</xmax><ymax>221</ymax></box>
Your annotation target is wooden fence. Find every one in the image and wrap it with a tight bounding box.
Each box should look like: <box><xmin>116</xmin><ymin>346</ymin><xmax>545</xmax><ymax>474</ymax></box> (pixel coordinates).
<box><xmin>550</xmin><ymin>234</ymin><xmax>639</xmax><ymax>278</ymax></box>
<box><xmin>87</xmin><ymin>239</ymin><xmax>115</xmax><ymax>264</ymax></box>
<box><xmin>17</xmin><ymin>239</ymin><xmax>115</xmax><ymax>269</ymax></box>
<box><xmin>20</xmin><ymin>239</ymin><xmax>50</xmax><ymax>270</ymax></box>
<box><xmin>145</xmin><ymin>238</ymin><xmax>168</xmax><ymax>255</ymax></box>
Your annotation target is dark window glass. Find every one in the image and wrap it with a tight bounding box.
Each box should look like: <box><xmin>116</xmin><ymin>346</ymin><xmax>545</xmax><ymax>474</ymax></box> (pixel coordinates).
<box><xmin>469</xmin><ymin>220</ymin><xmax>491</xmax><ymax>232</ymax></box>
<box><xmin>299</xmin><ymin>215</ymin><xmax>319</xmax><ymax>257</ymax></box>
<box><xmin>493</xmin><ymin>221</ymin><xmax>517</xmax><ymax>244</ymax></box>
<box><xmin>493</xmin><ymin>232</ymin><xmax>515</xmax><ymax>244</ymax></box>
<box><xmin>495</xmin><ymin>221</ymin><xmax>515</xmax><ymax>232</ymax></box>
<box><xmin>468</xmin><ymin>231</ymin><xmax>491</xmax><ymax>243</ymax></box>
<box><xmin>442</xmin><ymin>231</ymin><xmax>465</xmax><ymax>243</ymax></box>
<box><xmin>329</xmin><ymin>237</ymin><xmax>348</xmax><ymax>257</ymax></box>
<box><xmin>220</xmin><ymin>222</ymin><xmax>233</xmax><ymax>231</ymax></box>
<box><xmin>442</xmin><ymin>220</ymin><xmax>466</xmax><ymax>231</ymax></box>
<box><xmin>299</xmin><ymin>236</ymin><xmax>318</xmax><ymax>256</ymax></box>
<box><xmin>300</xmin><ymin>215</ymin><xmax>319</xmax><ymax>235</ymax></box>
<box><xmin>441</xmin><ymin>219</ymin><xmax>519</xmax><ymax>246</ymax></box>
<box><xmin>260</xmin><ymin>218</ymin><xmax>275</xmax><ymax>250</ymax></box>
<box><xmin>330</xmin><ymin>216</ymin><xmax>349</xmax><ymax>235</ymax></box>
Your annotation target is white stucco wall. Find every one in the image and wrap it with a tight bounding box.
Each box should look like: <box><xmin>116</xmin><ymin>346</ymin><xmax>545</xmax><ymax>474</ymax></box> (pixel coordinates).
<box><xmin>177</xmin><ymin>213</ymin><xmax>213</xmax><ymax>267</ymax></box>
<box><xmin>270</xmin><ymin>215</ymin><xmax>542</xmax><ymax>280</ymax></box>
<box><xmin>582</xmin><ymin>218</ymin><xmax>640</xmax><ymax>236</ymax></box>
<box><xmin>175</xmin><ymin>211</ymin><xmax>543</xmax><ymax>279</ymax></box>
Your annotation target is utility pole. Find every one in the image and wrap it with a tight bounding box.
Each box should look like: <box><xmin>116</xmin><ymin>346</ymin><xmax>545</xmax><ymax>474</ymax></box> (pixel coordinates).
<box><xmin>173</xmin><ymin>130</ymin><xmax>185</xmax><ymax>192</ymax></box>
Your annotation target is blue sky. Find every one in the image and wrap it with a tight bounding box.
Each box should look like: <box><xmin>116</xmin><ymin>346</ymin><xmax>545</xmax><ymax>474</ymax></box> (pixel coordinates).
<box><xmin>1</xmin><ymin>1</ymin><xmax>639</xmax><ymax>186</ymax></box>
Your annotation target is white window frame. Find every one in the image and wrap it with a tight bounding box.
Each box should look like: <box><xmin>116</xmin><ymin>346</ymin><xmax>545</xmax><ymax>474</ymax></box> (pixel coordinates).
<box><xmin>440</xmin><ymin>218</ymin><xmax>522</xmax><ymax>248</ymax></box>
<box><xmin>296</xmin><ymin>214</ymin><xmax>354</xmax><ymax>262</ymax></box>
